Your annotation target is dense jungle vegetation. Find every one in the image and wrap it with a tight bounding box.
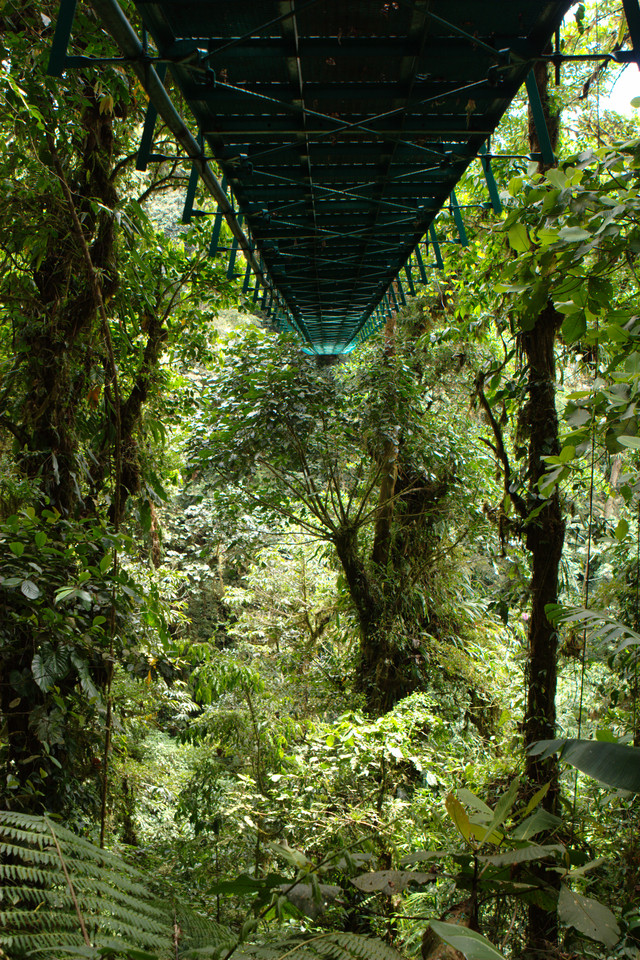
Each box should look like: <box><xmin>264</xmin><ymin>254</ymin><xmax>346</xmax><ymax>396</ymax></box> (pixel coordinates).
<box><xmin>1</xmin><ymin>3</ymin><xmax>640</xmax><ymax>959</ymax></box>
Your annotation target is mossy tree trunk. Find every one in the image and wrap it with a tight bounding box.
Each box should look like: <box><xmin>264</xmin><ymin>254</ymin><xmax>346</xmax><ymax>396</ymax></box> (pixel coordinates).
<box><xmin>522</xmin><ymin>56</ymin><xmax>565</xmax><ymax>958</ymax></box>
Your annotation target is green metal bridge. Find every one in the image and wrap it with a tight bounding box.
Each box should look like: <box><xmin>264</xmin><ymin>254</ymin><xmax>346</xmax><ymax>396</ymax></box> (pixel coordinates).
<box><xmin>50</xmin><ymin>1</ymin><xmax>640</xmax><ymax>354</ymax></box>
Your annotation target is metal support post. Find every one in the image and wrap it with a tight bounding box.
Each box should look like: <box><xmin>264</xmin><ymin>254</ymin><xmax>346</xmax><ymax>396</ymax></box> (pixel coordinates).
<box><xmin>136</xmin><ymin>64</ymin><xmax>167</xmax><ymax>170</ymax></box>
<box><xmin>429</xmin><ymin>227</ymin><xmax>443</xmax><ymax>270</ymax></box>
<box><xmin>47</xmin><ymin>0</ymin><xmax>78</xmax><ymax>76</ymax></box>
<box><xmin>182</xmin><ymin>136</ymin><xmax>202</xmax><ymax>224</ymax></box>
<box><xmin>450</xmin><ymin>190</ymin><xmax>468</xmax><ymax>246</ymax></box>
<box><xmin>525</xmin><ymin>69</ymin><xmax>556</xmax><ymax>167</ymax></box>
<box><xmin>479</xmin><ymin>143</ymin><xmax>502</xmax><ymax>214</ymax></box>
<box><xmin>414</xmin><ymin>244</ymin><xmax>428</xmax><ymax>283</ymax></box>
<box><xmin>208</xmin><ymin>175</ymin><xmax>228</xmax><ymax>257</ymax></box>
<box><xmin>404</xmin><ymin>264</ymin><xmax>416</xmax><ymax>296</ymax></box>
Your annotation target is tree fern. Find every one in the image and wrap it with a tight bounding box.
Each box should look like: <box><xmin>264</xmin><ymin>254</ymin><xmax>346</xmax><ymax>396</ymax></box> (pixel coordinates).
<box><xmin>0</xmin><ymin>811</ymin><xmax>172</xmax><ymax>959</ymax></box>
<box><xmin>1</xmin><ymin>813</ymin><xmax>407</xmax><ymax>960</ymax></box>
<box><xmin>176</xmin><ymin>902</ymin><xmax>236</xmax><ymax>958</ymax></box>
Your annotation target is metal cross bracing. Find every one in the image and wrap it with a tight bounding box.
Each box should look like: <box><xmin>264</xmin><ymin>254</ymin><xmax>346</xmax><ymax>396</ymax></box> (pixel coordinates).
<box><xmin>49</xmin><ymin>0</ymin><xmax>640</xmax><ymax>355</ymax></box>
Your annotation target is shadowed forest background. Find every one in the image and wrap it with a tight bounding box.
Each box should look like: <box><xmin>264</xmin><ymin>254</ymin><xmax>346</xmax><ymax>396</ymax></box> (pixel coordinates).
<box><xmin>2</xmin><ymin>3</ymin><xmax>640</xmax><ymax>959</ymax></box>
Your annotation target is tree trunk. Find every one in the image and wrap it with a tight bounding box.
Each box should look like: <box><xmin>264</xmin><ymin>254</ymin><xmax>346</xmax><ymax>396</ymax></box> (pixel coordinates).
<box><xmin>521</xmin><ymin>302</ymin><xmax>565</xmax><ymax>775</ymax></box>
<box><xmin>333</xmin><ymin>525</ymin><xmax>380</xmax><ymax>707</ymax></box>
<box><xmin>372</xmin><ymin>311</ymin><xmax>399</xmax><ymax>569</ymax></box>
<box><xmin>520</xmin><ymin>303</ymin><xmax>565</xmax><ymax>955</ymax></box>
<box><xmin>20</xmin><ymin>90</ymin><xmax>118</xmax><ymax>516</ymax></box>
<box><xmin>522</xmin><ymin>60</ymin><xmax>564</xmax><ymax>957</ymax></box>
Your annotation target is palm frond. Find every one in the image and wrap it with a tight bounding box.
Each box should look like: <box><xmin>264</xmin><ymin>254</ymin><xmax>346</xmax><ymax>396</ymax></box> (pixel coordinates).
<box><xmin>546</xmin><ymin>603</ymin><xmax>640</xmax><ymax>653</ymax></box>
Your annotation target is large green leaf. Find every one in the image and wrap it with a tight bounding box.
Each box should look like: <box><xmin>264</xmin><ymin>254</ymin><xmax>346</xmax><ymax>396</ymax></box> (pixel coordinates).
<box><xmin>209</xmin><ymin>872</ymin><xmax>287</xmax><ymax>896</ymax></box>
<box><xmin>545</xmin><ymin>604</ymin><xmax>640</xmax><ymax>653</ymax></box>
<box><xmin>512</xmin><ymin>808</ymin><xmax>562</xmax><ymax>841</ymax></box>
<box><xmin>20</xmin><ymin>579</ymin><xmax>40</xmax><ymax>600</ymax></box>
<box><xmin>429</xmin><ymin>922</ymin><xmax>506</xmax><ymax>960</ymax></box>
<box><xmin>558</xmin><ymin>884</ymin><xmax>620</xmax><ymax>947</ymax></box>
<box><xmin>530</xmin><ymin>739</ymin><xmax>640</xmax><ymax>792</ymax></box>
<box><xmin>561</xmin><ymin>312</ymin><xmax>586</xmax><ymax>344</ymax></box>
<box><xmin>507</xmin><ymin>223</ymin><xmax>530</xmax><ymax>253</ymax></box>
<box><xmin>477</xmin><ymin>777</ymin><xmax>519</xmax><ymax>849</ymax></box>
<box><xmin>479</xmin><ymin>843</ymin><xmax>565</xmax><ymax>868</ymax></box>
<box><xmin>31</xmin><ymin>646</ymin><xmax>71</xmax><ymax>692</ymax></box>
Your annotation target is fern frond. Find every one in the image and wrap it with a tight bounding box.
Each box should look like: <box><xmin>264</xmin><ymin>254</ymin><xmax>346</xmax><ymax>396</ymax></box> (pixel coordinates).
<box><xmin>0</xmin><ymin>841</ymin><xmax>61</xmax><ymax>865</ymax></box>
<box><xmin>0</xmin><ymin>864</ymin><xmax>53</xmax><ymax>884</ymax></box>
<box><xmin>177</xmin><ymin>903</ymin><xmax>236</xmax><ymax>949</ymax></box>
<box><xmin>0</xmin><ymin>810</ymin><xmax>173</xmax><ymax>959</ymax></box>
<box><xmin>1</xmin><ymin>909</ymin><xmax>81</xmax><ymax>930</ymax></box>
<box><xmin>3</xmin><ymin>931</ymin><xmax>86</xmax><ymax>951</ymax></box>
<box><xmin>0</xmin><ymin>813</ymin><xmax>407</xmax><ymax>960</ymax></box>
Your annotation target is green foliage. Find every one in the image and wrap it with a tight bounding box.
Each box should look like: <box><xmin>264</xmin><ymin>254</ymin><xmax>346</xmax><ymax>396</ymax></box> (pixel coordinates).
<box><xmin>498</xmin><ymin>145</ymin><xmax>640</xmax><ymax>482</ymax></box>
<box><xmin>0</xmin><ymin>505</ymin><xmax>184</xmax><ymax>815</ymax></box>
<box><xmin>421</xmin><ymin>776</ymin><xmax>624</xmax><ymax>954</ymax></box>
<box><xmin>3</xmin><ymin>10</ymin><xmax>640</xmax><ymax>960</ymax></box>
<box><xmin>233</xmin><ymin>933</ymin><xmax>406</xmax><ymax>960</ymax></box>
<box><xmin>0</xmin><ymin>811</ymin><xmax>408</xmax><ymax>960</ymax></box>
<box><xmin>547</xmin><ymin>603</ymin><xmax>640</xmax><ymax>656</ymax></box>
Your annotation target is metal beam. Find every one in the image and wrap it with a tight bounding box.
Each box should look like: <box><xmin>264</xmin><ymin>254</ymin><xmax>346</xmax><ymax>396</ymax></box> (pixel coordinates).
<box><xmin>429</xmin><ymin>227</ymin><xmax>443</xmax><ymax>270</ymax></box>
<box><xmin>136</xmin><ymin>62</ymin><xmax>167</xmax><ymax>171</ymax></box>
<box><xmin>87</xmin><ymin>0</ymin><xmax>265</xmax><ymax>286</ymax></box>
<box><xmin>479</xmin><ymin>142</ymin><xmax>502</xmax><ymax>214</ymax></box>
<box><xmin>525</xmin><ymin>69</ymin><xmax>556</xmax><ymax>167</ymax></box>
<box><xmin>450</xmin><ymin>190</ymin><xmax>468</xmax><ymax>247</ymax></box>
<box><xmin>622</xmin><ymin>0</ymin><xmax>640</xmax><ymax>64</ymax></box>
<box><xmin>47</xmin><ymin>0</ymin><xmax>78</xmax><ymax>76</ymax></box>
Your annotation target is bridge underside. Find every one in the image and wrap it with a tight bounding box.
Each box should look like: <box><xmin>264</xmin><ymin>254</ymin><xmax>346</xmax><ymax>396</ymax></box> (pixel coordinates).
<box><xmin>50</xmin><ymin>0</ymin><xmax>638</xmax><ymax>352</ymax></box>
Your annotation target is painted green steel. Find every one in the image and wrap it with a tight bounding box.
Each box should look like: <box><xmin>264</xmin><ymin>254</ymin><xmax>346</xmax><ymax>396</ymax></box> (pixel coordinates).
<box><xmin>135</xmin><ymin>0</ymin><xmax>573</xmax><ymax>353</ymax></box>
<box><xmin>54</xmin><ymin>0</ymin><xmax>584</xmax><ymax>352</ymax></box>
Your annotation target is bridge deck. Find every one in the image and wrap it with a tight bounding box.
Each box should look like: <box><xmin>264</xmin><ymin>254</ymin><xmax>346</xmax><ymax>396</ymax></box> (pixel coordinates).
<box><xmin>54</xmin><ymin>1</ymin><xmax>585</xmax><ymax>351</ymax></box>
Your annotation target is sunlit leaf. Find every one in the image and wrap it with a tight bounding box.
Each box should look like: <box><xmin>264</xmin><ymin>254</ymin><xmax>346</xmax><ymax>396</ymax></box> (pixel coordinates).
<box><xmin>445</xmin><ymin>794</ymin><xmax>471</xmax><ymax>842</ymax></box>
<box><xmin>479</xmin><ymin>843</ymin><xmax>564</xmax><ymax>868</ymax></box>
<box><xmin>20</xmin><ymin>580</ymin><xmax>40</xmax><ymax>600</ymax></box>
<box><xmin>351</xmin><ymin>870</ymin><xmax>436</xmax><ymax>894</ymax></box>
<box><xmin>507</xmin><ymin>223</ymin><xmax>530</xmax><ymax>253</ymax></box>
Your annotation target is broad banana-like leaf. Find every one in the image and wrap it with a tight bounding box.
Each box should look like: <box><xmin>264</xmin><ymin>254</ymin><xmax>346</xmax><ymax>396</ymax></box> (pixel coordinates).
<box><xmin>478</xmin><ymin>843</ymin><xmax>565</xmax><ymax>868</ymax></box>
<box><xmin>512</xmin><ymin>807</ymin><xmax>562</xmax><ymax>841</ymax></box>
<box><xmin>530</xmin><ymin>739</ymin><xmax>640</xmax><ymax>793</ymax></box>
<box><xmin>445</xmin><ymin>794</ymin><xmax>472</xmax><ymax>842</ymax></box>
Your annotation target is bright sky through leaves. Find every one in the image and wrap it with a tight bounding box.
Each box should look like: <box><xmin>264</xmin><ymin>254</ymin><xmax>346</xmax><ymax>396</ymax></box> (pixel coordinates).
<box><xmin>603</xmin><ymin>62</ymin><xmax>640</xmax><ymax>114</ymax></box>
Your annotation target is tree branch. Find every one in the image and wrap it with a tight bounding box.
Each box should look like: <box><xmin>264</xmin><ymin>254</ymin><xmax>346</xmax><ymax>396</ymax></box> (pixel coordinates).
<box><xmin>475</xmin><ymin>373</ymin><xmax>527</xmax><ymax>519</ymax></box>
